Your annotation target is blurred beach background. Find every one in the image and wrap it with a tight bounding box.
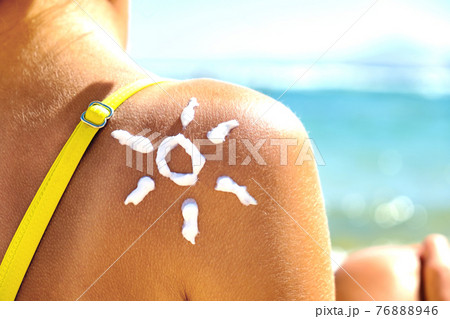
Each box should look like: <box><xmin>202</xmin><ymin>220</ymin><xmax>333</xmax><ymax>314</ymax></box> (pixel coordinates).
<box><xmin>128</xmin><ymin>0</ymin><xmax>450</xmax><ymax>252</ymax></box>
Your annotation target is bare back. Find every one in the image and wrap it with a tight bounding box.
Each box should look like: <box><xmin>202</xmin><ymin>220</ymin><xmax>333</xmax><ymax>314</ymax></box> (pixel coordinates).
<box><xmin>0</xmin><ymin>78</ymin><xmax>334</xmax><ymax>300</ymax></box>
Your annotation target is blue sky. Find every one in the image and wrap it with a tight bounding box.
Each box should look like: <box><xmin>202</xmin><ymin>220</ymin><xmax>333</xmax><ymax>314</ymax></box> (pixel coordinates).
<box><xmin>129</xmin><ymin>0</ymin><xmax>450</xmax><ymax>64</ymax></box>
<box><xmin>128</xmin><ymin>1</ymin><xmax>450</xmax><ymax>93</ymax></box>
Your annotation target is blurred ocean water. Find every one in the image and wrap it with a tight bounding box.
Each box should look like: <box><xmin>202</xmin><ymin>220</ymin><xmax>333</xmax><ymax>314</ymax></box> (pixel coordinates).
<box><xmin>259</xmin><ymin>88</ymin><xmax>450</xmax><ymax>250</ymax></box>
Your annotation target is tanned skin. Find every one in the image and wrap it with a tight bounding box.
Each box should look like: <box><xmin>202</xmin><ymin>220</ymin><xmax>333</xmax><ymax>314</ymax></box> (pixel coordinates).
<box><xmin>336</xmin><ymin>234</ymin><xmax>450</xmax><ymax>301</ymax></box>
<box><xmin>0</xmin><ymin>0</ymin><xmax>334</xmax><ymax>300</ymax></box>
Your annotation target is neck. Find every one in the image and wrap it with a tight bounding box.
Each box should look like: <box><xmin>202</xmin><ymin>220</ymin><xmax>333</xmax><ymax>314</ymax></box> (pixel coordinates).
<box><xmin>0</xmin><ymin>1</ymin><xmax>148</xmax><ymax>117</ymax></box>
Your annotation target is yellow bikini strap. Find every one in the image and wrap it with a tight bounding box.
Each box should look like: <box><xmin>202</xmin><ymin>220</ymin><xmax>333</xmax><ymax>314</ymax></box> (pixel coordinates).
<box><xmin>0</xmin><ymin>78</ymin><xmax>168</xmax><ymax>301</ymax></box>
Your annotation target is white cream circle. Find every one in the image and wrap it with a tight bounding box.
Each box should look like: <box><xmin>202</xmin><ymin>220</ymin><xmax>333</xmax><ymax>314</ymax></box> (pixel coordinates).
<box><xmin>156</xmin><ymin>133</ymin><xmax>206</xmax><ymax>186</ymax></box>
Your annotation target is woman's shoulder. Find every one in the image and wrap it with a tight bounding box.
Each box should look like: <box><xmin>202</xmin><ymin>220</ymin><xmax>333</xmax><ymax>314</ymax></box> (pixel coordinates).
<box><xmin>76</xmin><ymin>77</ymin><xmax>334</xmax><ymax>300</ymax></box>
<box><xmin>110</xmin><ymin>77</ymin><xmax>305</xmax><ymax>135</ymax></box>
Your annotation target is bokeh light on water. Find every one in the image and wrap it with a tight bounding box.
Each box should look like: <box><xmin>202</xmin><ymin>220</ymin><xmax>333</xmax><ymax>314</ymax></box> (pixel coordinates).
<box><xmin>270</xmin><ymin>90</ymin><xmax>450</xmax><ymax>251</ymax></box>
<box><xmin>374</xmin><ymin>196</ymin><xmax>414</xmax><ymax>228</ymax></box>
